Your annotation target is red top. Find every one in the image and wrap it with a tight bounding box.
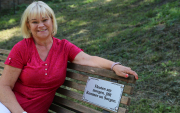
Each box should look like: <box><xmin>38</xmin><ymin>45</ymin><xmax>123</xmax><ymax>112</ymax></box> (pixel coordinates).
<box><xmin>5</xmin><ymin>37</ymin><xmax>82</xmax><ymax>113</ymax></box>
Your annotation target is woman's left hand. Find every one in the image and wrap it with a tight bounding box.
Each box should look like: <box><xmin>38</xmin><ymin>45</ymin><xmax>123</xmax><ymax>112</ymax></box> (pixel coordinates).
<box><xmin>112</xmin><ymin>65</ymin><xmax>138</xmax><ymax>80</ymax></box>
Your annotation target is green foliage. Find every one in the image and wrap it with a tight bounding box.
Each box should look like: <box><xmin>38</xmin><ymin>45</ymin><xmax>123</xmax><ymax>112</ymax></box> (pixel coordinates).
<box><xmin>147</xmin><ymin>1</ymin><xmax>180</xmax><ymax>27</ymax></box>
<box><xmin>146</xmin><ymin>9</ymin><xmax>156</xmax><ymax>18</ymax></box>
<box><xmin>129</xmin><ymin>98</ymin><xmax>180</xmax><ymax>113</ymax></box>
<box><xmin>47</xmin><ymin>0</ymin><xmax>65</xmax><ymax>3</ymax></box>
<box><xmin>0</xmin><ymin>0</ymin><xmax>180</xmax><ymax>112</ymax></box>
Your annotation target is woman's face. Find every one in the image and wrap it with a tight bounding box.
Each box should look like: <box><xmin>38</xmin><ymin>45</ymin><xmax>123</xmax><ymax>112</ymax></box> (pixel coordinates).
<box><xmin>27</xmin><ymin>15</ymin><xmax>53</xmax><ymax>40</ymax></box>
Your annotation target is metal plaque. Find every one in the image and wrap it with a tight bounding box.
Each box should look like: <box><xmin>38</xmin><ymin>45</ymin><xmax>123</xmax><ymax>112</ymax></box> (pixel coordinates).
<box><xmin>82</xmin><ymin>77</ymin><xmax>124</xmax><ymax>112</ymax></box>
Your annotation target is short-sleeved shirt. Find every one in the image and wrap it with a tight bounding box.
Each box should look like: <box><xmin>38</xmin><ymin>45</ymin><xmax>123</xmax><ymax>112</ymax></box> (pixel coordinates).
<box><xmin>5</xmin><ymin>37</ymin><xmax>82</xmax><ymax>113</ymax></box>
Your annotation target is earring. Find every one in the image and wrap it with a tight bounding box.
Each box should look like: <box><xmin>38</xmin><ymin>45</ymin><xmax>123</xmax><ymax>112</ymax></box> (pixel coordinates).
<box><xmin>52</xmin><ymin>30</ymin><xmax>55</xmax><ymax>35</ymax></box>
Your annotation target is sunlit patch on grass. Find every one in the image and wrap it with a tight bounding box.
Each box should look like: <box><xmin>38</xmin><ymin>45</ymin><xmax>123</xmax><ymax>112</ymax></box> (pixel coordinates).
<box><xmin>83</xmin><ymin>0</ymin><xmax>95</xmax><ymax>4</ymax></box>
<box><xmin>106</xmin><ymin>31</ymin><xmax>120</xmax><ymax>39</ymax></box>
<box><xmin>105</xmin><ymin>0</ymin><xmax>112</xmax><ymax>3</ymax></box>
<box><xmin>169</xmin><ymin>71</ymin><xmax>179</xmax><ymax>77</ymax></box>
<box><xmin>56</xmin><ymin>16</ymin><xmax>67</xmax><ymax>24</ymax></box>
<box><xmin>8</xmin><ymin>19</ymin><xmax>16</xmax><ymax>24</ymax></box>
<box><xmin>0</xmin><ymin>27</ymin><xmax>21</xmax><ymax>42</ymax></box>
<box><xmin>68</xmin><ymin>19</ymin><xmax>90</xmax><ymax>27</ymax></box>
<box><xmin>69</xmin><ymin>4</ymin><xmax>77</xmax><ymax>8</ymax></box>
<box><xmin>70</xmin><ymin>29</ymin><xmax>89</xmax><ymax>39</ymax></box>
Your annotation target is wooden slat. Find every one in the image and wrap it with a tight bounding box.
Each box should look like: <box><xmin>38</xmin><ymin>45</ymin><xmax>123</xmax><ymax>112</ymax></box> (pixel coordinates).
<box><xmin>56</xmin><ymin>87</ymin><xmax>131</xmax><ymax>106</ymax></box>
<box><xmin>63</xmin><ymin>80</ymin><xmax>85</xmax><ymax>92</ymax></box>
<box><xmin>117</xmin><ymin>108</ymin><xmax>128</xmax><ymax>113</ymax></box>
<box><xmin>63</xmin><ymin>79</ymin><xmax>134</xmax><ymax>95</ymax></box>
<box><xmin>0</xmin><ymin>55</ymin><xmax>7</xmax><ymax>61</ymax></box>
<box><xmin>53</xmin><ymin>96</ymin><xmax>102</xmax><ymax>113</ymax></box>
<box><xmin>0</xmin><ymin>49</ymin><xmax>10</xmax><ymax>55</ymax></box>
<box><xmin>120</xmin><ymin>96</ymin><xmax>131</xmax><ymax>106</ymax></box>
<box><xmin>56</xmin><ymin>87</ymin><xmax>83</xmax><ymax>101</ymax></box>
<box><xmin>124</xmin><ymin>85</ymin><xmax>134</xmax><ymax>95</ymax></box>
<box><xmin>0</xmin><ymin>62</ymin><xmax>5</xmax><ymax>68</ymax></box>
<box><xmin>49</xmin><ymin>104</ymin><xmax>75</xmax><ymax>113</ymax></box>
<box><xmin>67</xmin><ymin>62</ymin><xmax>136</xmax><ymax>83</ymax></box>
<box><xmin>66</xmin><ymin>71</ymin><xmax>88</xmax><ymax>82</ymax></box>
<box><xmin>103</xmin><ymin>108</ymin><xmax>128</xmax><ymax>113</ymax></box>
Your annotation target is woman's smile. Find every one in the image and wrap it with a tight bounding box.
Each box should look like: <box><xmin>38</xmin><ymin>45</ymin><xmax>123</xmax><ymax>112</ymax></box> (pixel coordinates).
<box><xmin>38</xmin><ymin>29</ymin><xmax>47</xmax><ymax>32</ymax></box>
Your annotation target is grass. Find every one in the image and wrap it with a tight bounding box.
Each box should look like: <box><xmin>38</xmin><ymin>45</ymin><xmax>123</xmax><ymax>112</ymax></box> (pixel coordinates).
<box><xmin>0</xmin><ymin>0</ymin><xmax>180</xmax><ymax>112</ymax></box>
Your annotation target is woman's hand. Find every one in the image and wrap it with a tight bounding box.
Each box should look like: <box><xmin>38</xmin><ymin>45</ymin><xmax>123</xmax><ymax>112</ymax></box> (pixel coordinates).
<box><xmin>112</xmin><ymin>64</ymin><xmax>138</xmax><ymax>80</ymax></box>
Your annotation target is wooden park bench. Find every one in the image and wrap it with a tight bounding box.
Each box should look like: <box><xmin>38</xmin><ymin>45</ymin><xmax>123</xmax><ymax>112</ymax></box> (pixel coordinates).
<box><xmin>0</xmin><ymin>49</ymin><xmax>136</xmax><ymax>113</ymax></box>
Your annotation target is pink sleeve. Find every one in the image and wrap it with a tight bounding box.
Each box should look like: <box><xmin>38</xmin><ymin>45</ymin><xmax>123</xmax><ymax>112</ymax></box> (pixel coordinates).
<box><xmin>63</xmin><ymin>39</ymin><xmax>83</xmax><ymax>62</ymax></box>
<box><xmin>5</xmin><ymin>40</ymin><xmax>28</xmax><ymax>69</ymax></box>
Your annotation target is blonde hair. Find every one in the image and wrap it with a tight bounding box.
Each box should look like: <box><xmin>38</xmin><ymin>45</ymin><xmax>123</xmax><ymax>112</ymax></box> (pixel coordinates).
<box><xmin>21</xmin><ymin>1</ymin><xmax>57</xmax><ymax>38</ymax></box>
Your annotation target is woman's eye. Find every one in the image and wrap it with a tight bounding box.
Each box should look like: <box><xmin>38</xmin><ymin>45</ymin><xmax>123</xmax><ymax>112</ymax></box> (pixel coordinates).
<box><xmin>43</xmin><ymin>19</ymin><xmax>47</xmax><ymax>22</ymax></box>
<box><xmin>32</xmin><ymin>21</ymin><xmax>38</xmax><ymax>24</ymax></box>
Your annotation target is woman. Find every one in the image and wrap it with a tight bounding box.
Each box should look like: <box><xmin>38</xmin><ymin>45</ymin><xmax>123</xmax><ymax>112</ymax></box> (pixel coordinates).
<box><xmin>0</xmin><ymin>1</ymin><xmax>138</xmax><ymax>113</ymax></box>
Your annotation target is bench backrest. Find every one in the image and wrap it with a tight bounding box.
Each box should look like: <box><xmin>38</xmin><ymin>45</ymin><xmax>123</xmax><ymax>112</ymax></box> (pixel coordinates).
<box><xmin>0</xmin><ymin>49</ymin><xmax>136</xmax><ymax>113</ymax></box>
<box><xmin>0</xmin><ymin>49</ymin><xmax>10</xmax><ymax>75</ymax></box>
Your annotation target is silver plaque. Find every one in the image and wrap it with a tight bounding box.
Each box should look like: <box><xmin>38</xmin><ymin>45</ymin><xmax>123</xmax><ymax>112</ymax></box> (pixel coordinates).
<box><xmin>82</xmin><ymin>77</ymin><xmax>124</xmax><ymax>112</ymax></box>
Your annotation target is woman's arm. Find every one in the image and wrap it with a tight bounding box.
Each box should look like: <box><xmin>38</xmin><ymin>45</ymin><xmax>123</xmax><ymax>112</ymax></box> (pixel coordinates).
<box><xmin>72</xmin><ymin>51</ymin><xmax>138</xmax><ymax>79</ymax></box>
<box><xmin>0</xmin><ymin>65</ymin><xmax>25</xmax><ymax>113</ymax></box>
